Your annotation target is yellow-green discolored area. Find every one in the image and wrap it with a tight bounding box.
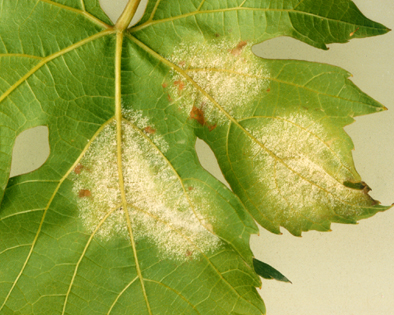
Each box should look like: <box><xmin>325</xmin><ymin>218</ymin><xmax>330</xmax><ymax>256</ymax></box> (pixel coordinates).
<box><xmin>241</xmin><ymin>113</ymin><xmax>385</xmax><ymax>234</ymax></box>
<box><xmin>71</xmin><ymin>112</ymin><xmax>221</xmax><ymax>261</ymax></box>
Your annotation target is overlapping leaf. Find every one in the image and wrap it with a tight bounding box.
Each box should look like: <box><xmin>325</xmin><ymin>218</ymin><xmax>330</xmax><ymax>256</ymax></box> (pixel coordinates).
<box><xmin>128</xmin><ymin>0</ymin><xmax>390</xmax><ymax>235</ymax></box>
<box><xmin>0</xmin><ymin>0</ymin><xmax>390</xmax><ymax>314</ymax></box>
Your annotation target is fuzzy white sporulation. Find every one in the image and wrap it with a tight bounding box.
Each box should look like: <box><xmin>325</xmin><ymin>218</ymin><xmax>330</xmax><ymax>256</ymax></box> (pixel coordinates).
<box><xmin>167</xmin><ymin>39</ymin><xmax>269</xmax><ymax>125</ymax></box>
<box><xmin>72</xmin><ymin>114</ymin><xmax>220</xmax><ymax>261</ymax></box>
<box><xmin>122</xmin><ymin>108</ymin><xmax>169</xmax><ymax>152</ymax></box>
<box><xmin>247</xmin><ymin>113</ymin><xmax>372</xmax><ymax>222</ymax></box>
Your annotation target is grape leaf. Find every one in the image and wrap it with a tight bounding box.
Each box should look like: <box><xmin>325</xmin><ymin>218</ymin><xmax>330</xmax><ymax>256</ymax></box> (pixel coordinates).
<box><xmin>0</xmin><ymin>0</ymin><xmax>390</xmax><ymax>314</ymax></box>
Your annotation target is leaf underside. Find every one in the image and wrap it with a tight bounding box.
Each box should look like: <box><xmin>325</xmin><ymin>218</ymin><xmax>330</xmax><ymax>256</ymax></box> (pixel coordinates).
<box><xmin>0</xmin><ymin>0</ymin><xmax>390</xmax><ymax>314</ymax></box>
<box><xmin>253</xmin><ymin>259</ymin><xmax>291</xmax><ymax>284</ymax></box>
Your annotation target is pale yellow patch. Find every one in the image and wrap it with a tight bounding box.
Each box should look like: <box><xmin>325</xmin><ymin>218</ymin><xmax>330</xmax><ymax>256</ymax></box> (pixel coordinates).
<box><xmin>72</xmin><ymin>112</ymin><xmax>220</xmax><ymax>261</ymax></box>
<box><xmin>167</xmin><ymin>39</ymin><xmax>270</xmax><ymax>125</ymax></box>
<box><xmin>247</xmin><ymin>113</ymin><xmax>371</xmax><ymax>222</ymax></box>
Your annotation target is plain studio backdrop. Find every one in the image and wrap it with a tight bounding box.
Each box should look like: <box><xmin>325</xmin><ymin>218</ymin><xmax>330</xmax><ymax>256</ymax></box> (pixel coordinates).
<box><xmin>9</xmin><ymin>1</ymin><xmax>394</xmax><ymax>314</ymax></box>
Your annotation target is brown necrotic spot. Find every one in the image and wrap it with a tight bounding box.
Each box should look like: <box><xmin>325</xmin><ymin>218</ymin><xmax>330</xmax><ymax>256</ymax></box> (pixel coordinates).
<box><xmin>230</xmin><ymin>41</ymin><xmax>247</xmax><ymax>56</ymax></box>
<box><xmin>190</xmin><ymin>106</ymin><xmax>206</xmax><ymax>126</ymax></box>
<box><xmin>189</xmin><ymin>106</ymin><xmax>217</xmax><ymax>131</ymax></box>
<box><xmin>208</xmin><ymin>124</ymin><xmax>217</xmax><ymax>132</ymax></box>
<box><xmin>350</xmin><ymin>27</ymin><xmax>360</xmax><ymax>37</ymax></box>
<box><xmin>174</xmin><ymin>80</ymin><xmax>185</xmax><ymax>92</ymax></box>
<box><xmin>79</xmin><ymin>189</ymin><xmax>91</xmax><ymax>198</ymax></box>
<box><xmin>74</xmin><ymin>164</ymin><xmax>84</xmax><ymax>174</ymax></box>
<box><xmin>144</xmin><ymin>126</ymin><xmax>156</xmax><ymax>134</ymax></box>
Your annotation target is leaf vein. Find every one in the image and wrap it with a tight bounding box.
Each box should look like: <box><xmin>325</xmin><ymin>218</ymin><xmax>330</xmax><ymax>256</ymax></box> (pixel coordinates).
<box><xmin>0</xmin><ymin>30</ymin><xmax>115</xmax><ymax>109</ymax></box>
<box><xmin>38</xmin><ymin>0</ymin><xmax>110</xmax><ymax>29</ymax></box>
<box><xmin>0</xmin><ymin>117</ymin><xmax>114</xmax><ymax>311</ymax></box>
<box><xmin>144</xmin><ymin>279</ymin><xmax>202</xmax><ymax>315</ymax></box>
<box><xmin>61</xmin><ymin>206</ymin><xmax>121</xmax><ymax>315</ymax></box>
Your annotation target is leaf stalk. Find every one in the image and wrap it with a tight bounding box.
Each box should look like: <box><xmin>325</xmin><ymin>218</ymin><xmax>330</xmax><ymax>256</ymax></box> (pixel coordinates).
<box><xmin>115</xmin><ymin>0</ymin><xmax>142</xmax><ymax>31</ymax></box>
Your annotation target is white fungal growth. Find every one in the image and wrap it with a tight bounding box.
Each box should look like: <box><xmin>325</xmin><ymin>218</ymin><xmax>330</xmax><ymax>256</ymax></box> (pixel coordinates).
<box><xmin>122</xmin><ymin>108</ymin><xmax>169</xmax><ymax>152</ymax></box>
<box><xmin>247</xmin><ymin>113</ymin><xmax>373</xmax><ymax>222</ymax></box>
<box><xmin>167</xmin><ymin>39</ymin><xmax>270</xmax><ymax>125</ymax></box>
<box><xmin>72</xmin><ymin>114</ymin><xmax>220</xmax><ymax>261</ymax></box>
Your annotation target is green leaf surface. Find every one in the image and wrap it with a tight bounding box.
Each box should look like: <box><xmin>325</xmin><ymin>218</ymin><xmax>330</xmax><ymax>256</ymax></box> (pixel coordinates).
<box><xmin>0</xmin><ymin>0</ymin><xmax>390</xmax><ymax>314</ymax></box>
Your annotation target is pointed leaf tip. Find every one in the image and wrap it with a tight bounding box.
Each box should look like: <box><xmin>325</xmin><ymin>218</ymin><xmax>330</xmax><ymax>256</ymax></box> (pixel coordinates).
<box><xmin>253</xmin><ymin>259</ymin><xmax>292</xmax><ymax>284</ymax></box>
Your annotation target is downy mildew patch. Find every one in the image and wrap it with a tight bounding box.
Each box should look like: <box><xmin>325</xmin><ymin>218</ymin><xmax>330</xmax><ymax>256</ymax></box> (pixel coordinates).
<box><xmin>245</xmin><ymin>113</ymin><xmax>378</xmax><ymax>228</ymax></box>
<box><xmin>72</xmin><ymin>110</ymin><xmax>221</xmax><ymax>261</ymax></box>
<box><xmin>166</xmin><ymin>39</ymin><xmax>270</xmax><ymax>126</ymax></box>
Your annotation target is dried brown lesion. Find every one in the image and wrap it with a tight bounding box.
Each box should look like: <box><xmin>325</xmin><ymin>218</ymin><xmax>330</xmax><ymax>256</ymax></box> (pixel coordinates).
<box><xmin>230</xmin><ymin>41</ymin><xmax>247</xmax><ymax>56</ymax></box>
<box><xmin>74</xmin><ymin>164</ymin><xmax>84</xmax><ymax>174</ymax></box>
<box><xmin>78</xmin><ymin>189</ymin><xmax>91</xmax><ymax>198</ymax></box>
<box><xmin>349</xmin><ymin>27</ymin><xmax>360</xmax><ymax>37</ymax></box>
<box><xmin>174</xmin><ymin>80</ymin><xmax>185</xmax><ymax>92</ymax></box>
<box><xmin>144</xmin><ymin>126</ymin><xmax>156</xmax><ymax>134</ymax></box>
<box><xmin>186</xmin><ymin>249</ymin><xmax>194</xmax><ymax>260</ymax></box>
<box><xmin>190</xmin><ymin>105</ymin><xmax>206</xmax><ymax>126</ymax></box>
<box><xmin>208</xmin><ymin>124</ymin><xmax>217</xmax><ymax>132</ymax></box>
<box><xmin>189</xmin><ymin>105</ymin><xmax>217</xmax><ymax>131</ymax></box>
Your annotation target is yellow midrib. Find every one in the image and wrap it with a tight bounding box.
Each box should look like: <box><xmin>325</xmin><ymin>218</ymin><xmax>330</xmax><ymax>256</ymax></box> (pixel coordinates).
<box><xmin>114</xmin><ymin>31</ymin><xmax>153</xmax><ymax>315</ymax></box>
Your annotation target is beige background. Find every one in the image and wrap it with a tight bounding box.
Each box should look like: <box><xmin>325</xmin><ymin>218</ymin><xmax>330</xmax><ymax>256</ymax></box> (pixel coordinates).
<box><xmin>10</xmin><ymin>1</ymin><xmax>394</xmax><ymax>314</ymax></box>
